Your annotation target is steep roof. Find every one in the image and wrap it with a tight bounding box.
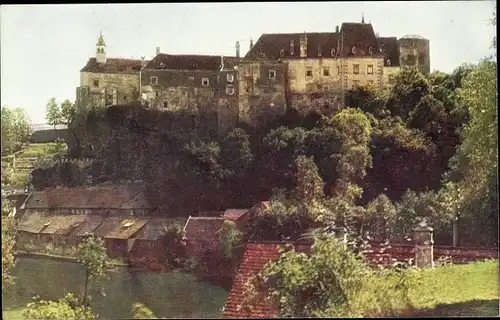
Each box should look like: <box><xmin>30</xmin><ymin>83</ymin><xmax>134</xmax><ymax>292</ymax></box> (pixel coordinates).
<box><xmin>23</xmin><ymin>183</ymin><xmax>151</xmax><ymax>210</ymax></box>
<box><xmin>104</xmin><ymin>218</ymin><xmax>149</xmax><ymax>239</ymax></box>
<box><xmin>80</xmin><ymin>57</ymin><xmax>144</xmax><ymax>74</ymax></box>
<box><xmin>338</xmin><ymin>22</ymin><xmax>382</xmax><ymax>57</ymax></box>
<box><xmin>93</xmin><ymin>217</ymin><xmax>123</xmax><ymax>238</ymax></box>
<box><xmin>378</xmin><ymin>36</ymin><xmax>400</xmax><ymax>67</ymax></box>
<box><xmin>134</xmin><ymin>217</ymin><xmax>187</xmax><ymax>240</ymax></box>
<box><xmin>223</xmin><ymin>243</ymin><xmax>282</xmax><ymax>318</ymax></box>
<box><xmin>244</xmin><ymin>32</ymin><xmax>340</xmax><ymax>61</ymax></box>
<box><xmin>183</xmin><ymin>216</ymin><xmax>225</xmax><ymax>241</ymax></box>
<box><xmin>245</xmin><ymin>22</ymin><xmax>386</xmax><ymax>62</ymax></box>
<box><xmin>143</xmin><ymin>53</ymin><xmax>240</xmax><ymax>71</ymax></box>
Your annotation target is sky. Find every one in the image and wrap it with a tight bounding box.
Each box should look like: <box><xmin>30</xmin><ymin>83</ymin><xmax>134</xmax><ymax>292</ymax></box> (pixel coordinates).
<box><xmin>0</xmin><ymin>2</ymin><xmax>496</xmax><ymax>124</ymax></box>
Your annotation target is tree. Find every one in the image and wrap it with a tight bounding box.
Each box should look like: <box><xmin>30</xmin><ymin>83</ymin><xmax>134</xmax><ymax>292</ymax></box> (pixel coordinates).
<box><xmin>292</xmin><ymin>156</ymin><xmax>324</xmax><ymax>204</ymax></box>
<box><xmin>2</xmin><ymin>200</ymin><xmax>17</xmax><ymax>290</ymax></box>
<box><xmin>60</xmin><ymin>99</ymin><xmax>76</xmax><ymax>126</ymax></box>
<box><xmin>220</xmin><ymin>128</ymin><xmax>254</xmax><ymax>178</ymax></box>
<box><xmin>132</xmin><ymin>302</ymin><xmax>157</xmax><ymax>319</ymax></box>
<box><xmin>46</xmin><ymin>97</ymin><xmax>62</xmax><ymax>129</ymax></box>
<box><xmin>387</xmin><ymin>67</ymin><xmax>430</xmax><ymax>120</ymax></box>
<box><xmin>1</xmin><ymin>106</ymin><xmax>32</xmax><ymax>155</ymax></box>
<box><xmin>219</xmin><ymin>220</ymin><xmax>243</xmax><ymax>259</ymax></box>
<box><xmin>76</xmin><ymin>235</ymin><xmax>114</xmax><ymax>306</ymax></box>
<box><xmin>23</xmin><ymin>293</ymin><xmax>94</xmax><ymax>320</ymax></box>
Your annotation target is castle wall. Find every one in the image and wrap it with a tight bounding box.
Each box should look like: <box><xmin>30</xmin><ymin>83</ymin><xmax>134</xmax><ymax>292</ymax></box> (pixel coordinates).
<box><xmin>237</xmin><ymin>62</ymin><xmax>287</xmax><ymax>126</ymax></box>
<box><xmin>398</xmin><ymin>38</ymin><xmax>430</xmax><ymax>74</ymax></box>
<box><xmin>79</xmin><ymin>72</ymin><xmax>140</xmax><ymax>112</ymax></box>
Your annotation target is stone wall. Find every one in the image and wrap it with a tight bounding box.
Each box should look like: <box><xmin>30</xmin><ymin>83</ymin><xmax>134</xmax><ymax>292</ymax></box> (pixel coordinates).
<box><xmin>398</xmin><ymin>37</ymin><xmax>431</xmax><ymax>74</ymax></box>
<box><xmin>237</xmin><ymin>62</ymin><xmax>287</xmax><ymax>125</ymax></box>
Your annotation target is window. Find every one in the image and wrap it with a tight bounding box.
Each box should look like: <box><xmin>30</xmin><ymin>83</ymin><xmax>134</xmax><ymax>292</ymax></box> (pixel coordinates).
<box><xmin>306</xmin><ymin>67</ymin><xmax>313</xmax><ymax>78</ymax></box>
<box><xmin>322</xmin><ymin>85</ymin><xmax>330</xmax><ymax>92</ymax></box>
<box><xmin>351</xmin><ymin>46</ymin><xmax>357</xmax><ymax>54</ymax></box>
<box><xmin>202</xmin><ymin>78</ymin><xmax>210</xmax><ymax>86</ymax></box>
<box><xmin>280</xmin><ymin>49</ymin><xmax>285</xmax><ymax>57</ymax></box>
<box><xmin>123</xmin><ymin>96</ymin><xmax>127</xmax><ymax>102</ymax></box>
<box><xmin>150</xmin><ymin>76</ymin><xmax>158</xmax><ymax>85</ymax></box>
<box><xmin>323</xmin><ymin>67</ymin><xmax>330</xmax><ymax>77</ymax></box>
<box><xmin>353</xmin><ymin>80</ymin><xmax>361</xmax><ymax>86</ymax></box>
<box><xmin>290</xmin><ymin>40</ymin><xmax>295</xmax><ymax>55</ymax></box>
<box><xmin>269</xmin><ymin>70</ymin><xmax>276</xmax><ymax>79</ymax></box>
<box><xmin>368</xmin><ymin>46</ymin><xmax>374</xmax><ymax>54</ymax></box>
<box><xmin>353</xmin><ymin>64</ymin><xmax>360</xmax><ymax>74</ymax></box>
<box><xmin>93</xmin><ymin>80</ymin><xmax>99</xmax><ymax>87</ymax></box>
<box><xmin>367</xmin><ymin>65</ymin><xmax>374</xmax><ymax>74</ymax></box>
<box><xmin>337</xmin><ymin>65</ymin><xmax>340</xmax><ymax>74</ymax></box>
<box><xmin>159</xmin><ymin>62</ymin><xmax>166</xmax><ymax>68</ymax></box>
<box><xmin>387</xmin><ymin>59</ymin><xmax>392</xmax><ymax>66</ymax></box>
<box><xmin>155</xmin><ymin>91</ymin><xmax>160</xmax><ymax>97</ymax></box>
<box><xmin>226</xmin><ymin>85</ymin><xmax>235</xmax><ymax>95</ymax></box>
<box><xmin>227</xmin><ymin>74</ymin><xmax>234</xmax><ymax>83</ymax></box>
<box><xmin>330</xmin><ymin>48</ymin><xmax>336</xmax><ymax>57</ymax></box>
<box><xmin>388</xmin><ymin>75</ymin><xmax>395</xmax><ymax>84</ymax></box>
<box><xmin>318</xmin><ymin>45</ymin><xmax>322</xmax><ymax>57</ymax></box>
<box><xmin>163</xmin><ymin>101</ymin><xmax>168</xmax><ymax>109</ymax></box>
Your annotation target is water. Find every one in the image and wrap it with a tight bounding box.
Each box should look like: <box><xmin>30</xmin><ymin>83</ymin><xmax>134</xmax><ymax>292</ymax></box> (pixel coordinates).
<box><xmin>2</xmin><ymin>257</ymin><xmax>228</xmax><ymax>319</ymax></box>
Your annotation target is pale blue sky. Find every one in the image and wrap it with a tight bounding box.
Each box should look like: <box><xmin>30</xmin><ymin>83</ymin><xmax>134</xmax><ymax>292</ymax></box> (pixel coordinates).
<box><xmin>0</xmin><ymin>2</ymin><xmax>496</xmax><ymax>124</ymax></box>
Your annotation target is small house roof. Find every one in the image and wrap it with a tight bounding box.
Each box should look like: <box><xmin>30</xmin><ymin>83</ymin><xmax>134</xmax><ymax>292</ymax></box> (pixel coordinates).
<box><xmin>183</xmin><ymin>216</ymin><xmax>225</xmax><ymax>241</ymax></box>
<box><xmin>17</xmin><ymin>211</ymin><xmax>53</xmax><ymax>234</ymax></box>
<box><xmin>93</xmin><ymin>217</ymin><xmax>123</xmax><ymax>238</ymax></box>
<box><xmin>23</xmin><ymin>183</ymin><xmax>151</xmax><ymax>210</ymax></box>
<box><xmin>69</xmin><ymin>215</ymin><xmax>105</xmax><ymax>237</ymax></box>
<box><xmin>223</xmin><ymin>209</ymin><xmax>250</xmax><ymax>221</ymax></box>
<box><xmin>80</xmin><ymin>57</ymin><xmax>145</xmax><ymax>74</ymax></box>
<box><xmin>134</xmin><ymin>217</ymin><xmax>188</xmax><ymax>240</ymax></box>
<box><xmin>39</xmin><ymin>215</ymin><xmax>86</xmax><ymax>235</ymax></box>
<box><xmin>143</xmin><ymin>53</ymin><xmax>240</xmax><ymax>71</ymax></box>
<box><xmin>104</xmin><ymin>218</ymin><xmax>149</xmax><ymax>240</ymax></box>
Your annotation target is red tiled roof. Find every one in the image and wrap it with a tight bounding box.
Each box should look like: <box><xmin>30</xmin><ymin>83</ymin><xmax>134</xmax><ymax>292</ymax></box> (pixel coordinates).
<box><xmin>80</xmin><ymin>57</ymin><xmax>145</xmax><ymax>74</ymax></box>
<box><xmin>23</xmin><ymin>183</ymin><xmax>151</xmax><ymax>210</ymax></box>
<box><xmin>144</xmin><ymin>53</ymin><xmax>240</xmax><ymax>71</ymax></box>
<box><xmin>223</xmin><ymin>209</ymin><xmax>250</xmax><ymax>221</ymax></box>
<box><xmin>183</xmin><ymin>216</ymin><xmax>225</xmax><ymax>241</ymax></box>
<box><xmin>223</xmin><ymin>243</ymin><xmax>282</xmax><ymax>318</ymax></box>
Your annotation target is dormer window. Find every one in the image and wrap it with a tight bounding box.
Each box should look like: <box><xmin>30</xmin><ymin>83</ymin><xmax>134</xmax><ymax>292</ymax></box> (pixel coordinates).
<box><xmin>150</xmin><ymin>76</ymin><xmax>158</xmax><ymax>85</ymax></box>
<box><xmin>318</xmin><ymin>45</ymin><xmax>322</xmax><ymax>57</ymax></box>
<box><xmin>330</xmin><ymin>48</ymin><xmax>336</xmax><ymax>57</ymax></box>
<box><xmin>269</xmin><ymin>70</ymin><xmax>276</xmax><ymax>79</ymax></box>
<box><xmin>202</xmin><ymin>78</ymin><xmax>210</xmax><ymax>86</ymax></box>
<box><xmin>290</xmin><ymin>41</ymin><xmax>295</xmax><ymax>56</ymax></box>
<box><xmin>351</xmin><ymin>46</ymin><xmax>357</xmax><ymax>54</ymax></box>
<box><xmin>387</xmin><ymin>59</ymin><xmax>392</xmax><ymax>66</ymax></box>
<box><xmin>280</xmin><ymin>49</ymin><xmax>285</xmax><ymax>58</ymax></box>
<box><xmin>368</xmin><ymin>47</ymin><xmax>374</xmax><ymax>54</ymax></box>
<box><xmin>159</xmin><ymin>62</ymin><xmax>166</xmax><ymax>68</ymax></box>
<box><xmin>227</xmin><ymin>74</ymin><xmax>234</xmax><ymax>83</ymax></box>
<box><xmin>226</xmin><ymin>85</ymin><xmax>235</xmax><ymax>95</ymax></box>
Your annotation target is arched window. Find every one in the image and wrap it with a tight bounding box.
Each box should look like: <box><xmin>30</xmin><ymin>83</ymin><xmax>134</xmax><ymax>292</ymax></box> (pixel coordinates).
<box><xmin>330</xmin><ymin>48</ymin><xmax>336</xmax><ymax>57</ymax></box>
<box><xmin>387</xmin><ymin>59</ymin><xmax>391</xmax><ymax>66</ymax></box>
<box><xmin>368</xmin><ymin>46</ymin><xmax>374</xmax><ymax>54</ymax></box>
<box><xmin>351</xmin><ymin>46</ymin><xmax>357</xmax><ymax>54</ymax></box>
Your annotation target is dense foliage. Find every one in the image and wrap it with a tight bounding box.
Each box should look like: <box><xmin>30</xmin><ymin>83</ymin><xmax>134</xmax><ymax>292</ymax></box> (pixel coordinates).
<box><xmin>23</xmin><ymin>293</ymin><xmax>94</xmax><ymax>320</ymax></box>
<box><xmin>32</xmin><ymin>60</ymin><xmax>497</xmax><ymax>246</ymax></box>
<box><xmin>2</xmin><ymin>195</ymin><xmax>17</xmax><ymax>290</ymax></box>
<box><xmin>1</xmin><ymin>106</ymin><xmax>32</xmax><ymax>155</ymax></box>
<box><xmin>46</xmin><ymin>97</ymin><xmax>76</xmax><ymax>128</ymax></box>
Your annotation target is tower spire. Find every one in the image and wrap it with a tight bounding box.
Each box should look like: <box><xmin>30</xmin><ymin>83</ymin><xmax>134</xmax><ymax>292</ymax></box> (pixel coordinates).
<box><xmin>96</xmin><ymin>30</ymin><xmax>107</xmax><ymax>63</ymax></box>
<box><xmin>362</xmin><ymin>12</ymin><xmax>365</xmax><ymax>24</ymax></box>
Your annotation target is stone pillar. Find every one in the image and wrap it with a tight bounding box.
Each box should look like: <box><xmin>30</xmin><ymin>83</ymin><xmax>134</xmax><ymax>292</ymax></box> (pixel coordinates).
<box><xmin>412</xmin><ymin>224</ymin><xmax>434</xmax><ymax>268</ymax></box>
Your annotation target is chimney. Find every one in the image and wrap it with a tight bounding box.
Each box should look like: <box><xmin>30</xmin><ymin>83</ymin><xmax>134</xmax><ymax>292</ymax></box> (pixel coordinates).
<box><xmin>300</xmin><ymin>32</ymin><xmax>307</xmax><ymax>58</ymax></box>
<box><xmin>220</xmin><ymin>55</ymin><xmax>224</xmax><ymax>71</ymax></box>
<box><xmin>250</xmin><ymin>38</ymin><xmax>254</xmax><ymax>50</ymax></box>
<box><xmin>156</xmin><ymin>46</ymin><xmax>160</xmax><ymax>55</ymax></box>
<box><xmin>335</xmin><ymin>26</ymin><xmax>339</xmax><ymax>33</ymax></box>
<box><xmin>236</xmin><ymin>41</ymin><xmax>240</xmax><ymax>58</ymax></box>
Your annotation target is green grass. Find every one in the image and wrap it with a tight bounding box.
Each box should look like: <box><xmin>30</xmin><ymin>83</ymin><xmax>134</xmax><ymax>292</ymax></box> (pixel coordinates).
<box><xmin>2</xmin><ymin>256</ymin><xmax>228</xmax><ymax>319</ymax></box>
<box><xmin>13</xmin><ymin>143</ymin><xmax>66</xmax><ymax>159</ymax></box>
<box><xmin>354</xmin><ymin>260</ymin><xmax>499</xmax><ymax>317</ymax></box>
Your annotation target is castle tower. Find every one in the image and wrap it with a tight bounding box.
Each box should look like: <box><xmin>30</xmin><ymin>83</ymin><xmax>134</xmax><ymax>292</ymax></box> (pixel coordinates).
<box><xmin>96</xmin><ymin>31</ymin><xmax>107</xmax><ymax>64</ymax></box>
<box><xmin>398</xmin><ymin>34</ymin><xmax>430</xmax><ymax>74</ymax></box>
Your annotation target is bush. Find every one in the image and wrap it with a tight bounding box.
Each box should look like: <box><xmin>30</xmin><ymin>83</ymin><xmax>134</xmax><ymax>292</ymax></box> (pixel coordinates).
<box><xmin>219</xmin><ymin>220</ymin><xmax>243</xmax><ymax>259</ymax></box>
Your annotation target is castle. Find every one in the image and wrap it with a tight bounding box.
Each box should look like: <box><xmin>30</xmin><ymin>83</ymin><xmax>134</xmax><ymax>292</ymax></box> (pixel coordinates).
<box><xmin>76</xmin><ymin>18</ymin><xmax>430</xmax><ymax>133</ymax></box>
